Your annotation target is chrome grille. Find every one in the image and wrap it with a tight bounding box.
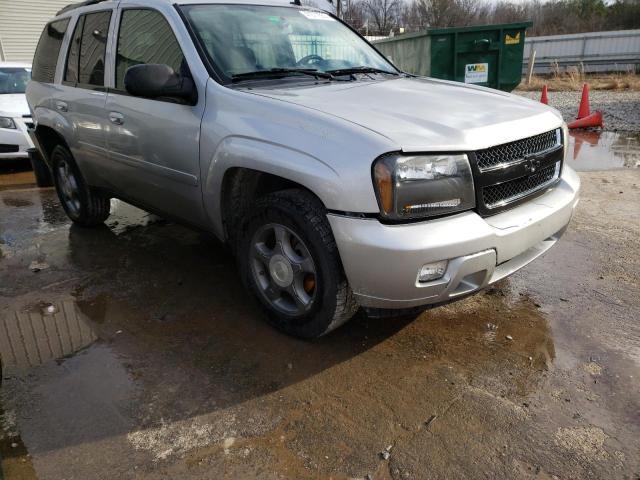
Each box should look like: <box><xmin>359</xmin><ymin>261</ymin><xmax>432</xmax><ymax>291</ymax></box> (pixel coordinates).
<box><xmin>476</xmin><ymin>129</ymin><xmax>560</xmax><ymax>171</ymax></box>
<box><xmin>482</xmin><ymin>162</ymin><xmax>559</xmax><ymax>209</ymax></box>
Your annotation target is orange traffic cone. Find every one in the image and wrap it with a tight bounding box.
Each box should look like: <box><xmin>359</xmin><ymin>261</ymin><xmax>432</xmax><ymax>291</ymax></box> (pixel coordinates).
<box><xmin>568</xmin><ymin>111</ymin><xmax>603</xmax><ymax>129</ymax></box>
<box><xmin>576</xmin><ymin>83</ymin><xmax>591</xmax><ymax>119</ymax></box>
<box><xmin>540</xmin><ymin>85</ymin><xmax>549</xmax><ymax>105</ymax></box>
<box><xmin>569</xmin><ymin>83</ymin><xmax>603</xmax><ymax>129</ymax></box>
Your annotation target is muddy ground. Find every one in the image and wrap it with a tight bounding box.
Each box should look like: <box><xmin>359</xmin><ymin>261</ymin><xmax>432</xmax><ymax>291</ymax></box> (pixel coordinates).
<box><xmin>0</xmin><ymin>158</ymin><xmax>639</xmax><ymax>479</ymax></box>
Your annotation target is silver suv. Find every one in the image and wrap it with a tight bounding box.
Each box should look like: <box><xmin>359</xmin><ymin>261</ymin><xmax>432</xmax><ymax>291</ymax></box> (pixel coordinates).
<box><xmin>27</xmin><ymin>0</ymin><xmax>580</xmax><ymax>338</ymax></box>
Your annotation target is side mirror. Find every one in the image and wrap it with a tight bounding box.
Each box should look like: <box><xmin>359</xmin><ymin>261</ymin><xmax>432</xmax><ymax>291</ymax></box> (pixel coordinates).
<box><xmin>124</xmin><ymin>64</ymin><xmax>196</xmax><ymax>104</ymax></box>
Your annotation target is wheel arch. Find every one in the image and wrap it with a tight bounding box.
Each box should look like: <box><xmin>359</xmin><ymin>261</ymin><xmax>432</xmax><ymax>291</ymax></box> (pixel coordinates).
<box><xmin>32</xmin><ymin>103</ymin><xmax>74</xmax><ymax>169</ymax></box>
<box><xmin>220</xmin><ymin>167</ymin><xmax>327</xmax><ymax>251</ymax></box>
<box><xmin>202</xmin><ymin>136</ymin><xmax>342</xmax><ymax>243</ymax></box>
<box><xmin>34</xmin><ymin>124</ymin><xmax>71</xmax><ymax>167</ymax></box>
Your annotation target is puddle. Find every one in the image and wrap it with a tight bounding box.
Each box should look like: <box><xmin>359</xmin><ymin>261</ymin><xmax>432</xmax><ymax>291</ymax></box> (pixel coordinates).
<box><xmin>0</xmin><ymin>405</ymin><xmax>37</xmax><ymax>480</ymax></box>
<box><xmin>105</xmin><ymin>199</ymin><xmax>166</xmax><ymax>236</ymax></box>
<box><xmin>38</xmin><ymin>192</ymin><xmax>69</xmax><ymax>228</ymax></box>
<box><xmin>2</xmin><ymin>198</ymin><xmax>33</xmax><ymax>208</ymax></box>
<box><xmin>0</xmin><ymin>297</ymin><xmax>130</xmax><ymax>477</ymax></box>
<box><xmin>0</xmin><ymin>301</ymin><xmax>97</xmax><ymax>377</ymax></box>
<box><xmin>566</xmin><ymin>131</ymin><xmax>640</xmax><ymax>171</ymax></box>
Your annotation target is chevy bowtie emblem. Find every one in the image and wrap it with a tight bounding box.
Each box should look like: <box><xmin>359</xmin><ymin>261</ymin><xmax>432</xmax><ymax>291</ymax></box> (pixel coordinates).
<box><xmin>524</xmin><ymin>158</ymin><xmax>542</xmax><ymax>173</ymax></box>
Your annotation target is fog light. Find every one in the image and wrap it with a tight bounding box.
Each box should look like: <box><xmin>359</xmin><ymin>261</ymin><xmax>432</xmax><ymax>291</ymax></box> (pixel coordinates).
<box><xmin>418</xmin><ymin>260</ymin><xmax>448</xmax><ymax>283</ymax></box>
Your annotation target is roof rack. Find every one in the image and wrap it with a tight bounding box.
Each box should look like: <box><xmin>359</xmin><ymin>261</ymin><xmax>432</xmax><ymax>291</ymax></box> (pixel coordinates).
<box><xmin>57</xmin><ymin>0</ymin><xmax>108</xmax><ymax>16</ymax></box>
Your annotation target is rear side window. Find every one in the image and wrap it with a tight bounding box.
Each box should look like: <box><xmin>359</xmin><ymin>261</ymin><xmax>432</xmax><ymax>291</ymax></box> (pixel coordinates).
<box><xmin>115</xmin><ymin>9</ymin><xmax>185</xmax><ymax>90</ymax></box>
<box><xmin>64</xmin><ymin>16</ymin><xmax>84</xmax><ymax>83</ymax></box>
<box><xmin>32</xmin><ymin>19</ymin><xmax>70</xmax><ymax>83</ymax></box>
<box><xmin>65</xmin><ymin>11</ymin><xmax>112</xmax><ymax>87</ymax></box>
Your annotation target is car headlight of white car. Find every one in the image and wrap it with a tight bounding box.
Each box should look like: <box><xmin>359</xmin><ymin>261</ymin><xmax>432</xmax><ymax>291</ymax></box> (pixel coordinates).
<box><xmin>0</xmin><ymin>117</ymin><xmax>17</xmax><ymax>129</ymax></box>
<box><xmin>373</xmin><ymin>153</ymin><xmax>476</xmax><ymax>220</ymax></box>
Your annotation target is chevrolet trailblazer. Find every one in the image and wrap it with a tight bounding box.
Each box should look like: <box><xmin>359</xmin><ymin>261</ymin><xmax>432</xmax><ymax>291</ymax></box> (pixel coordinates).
<box><xmin>27</xmin><ymin>0</ymin><xmax>580</xmax><ymax>338</ymax></box>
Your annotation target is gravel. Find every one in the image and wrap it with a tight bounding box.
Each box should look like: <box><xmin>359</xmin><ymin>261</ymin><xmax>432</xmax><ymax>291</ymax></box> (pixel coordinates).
<box><xmin>515</xmin><ymin>90</ymin><xmax>640</xmax><ymax>133</ymax></box>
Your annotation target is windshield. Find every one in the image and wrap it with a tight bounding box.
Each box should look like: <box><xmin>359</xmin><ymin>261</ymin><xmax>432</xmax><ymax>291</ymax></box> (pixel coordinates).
<box><xmin>182</xmin><ymin>5</ymin><xmax>397</xmax><ymax>81</ymax></box>
<box><xmin>0</xmin><ymin>67</ymin><xmax>31</xmax><ymax>94</ymax></box>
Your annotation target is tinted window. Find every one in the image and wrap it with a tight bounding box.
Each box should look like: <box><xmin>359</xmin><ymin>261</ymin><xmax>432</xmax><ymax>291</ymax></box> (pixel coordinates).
<box><xmin>32</xmin><ymin>19</ymin><xmax>70</xmax><ymax>83</ymax></box>
<box><xmin>77</xmin><ymin>11</ymin><xmax>112</xmax><ymax>86</ymax></box>
<box><xmin>116</xmin><ymin>9</ymin><xmax>185</xmax><ymax>90</ymax></box>
<box><xmin>64</xmin><ymin>16</ymin><xmax>84</xmax><ymax>83</ymax></box>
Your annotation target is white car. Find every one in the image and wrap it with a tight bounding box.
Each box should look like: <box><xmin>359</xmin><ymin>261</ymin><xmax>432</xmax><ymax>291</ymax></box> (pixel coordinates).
<box><xmin>0</xmin><ymin>62</ymin><xmax>34</xmax><ymax>159</ymax></box>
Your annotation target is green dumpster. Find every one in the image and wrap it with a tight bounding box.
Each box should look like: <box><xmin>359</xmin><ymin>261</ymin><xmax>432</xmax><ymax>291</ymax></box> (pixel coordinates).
<box><xmin>373</xmin><ymin>22</ymin><xmax>533</xmax><ymax>92</ymax></box>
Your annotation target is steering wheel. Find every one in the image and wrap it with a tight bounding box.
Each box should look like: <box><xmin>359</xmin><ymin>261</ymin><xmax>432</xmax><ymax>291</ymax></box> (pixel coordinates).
<box><xmin>296</xmin><ymin>54</ymin><xmax>325</xmax><ymax>67</ymax></box>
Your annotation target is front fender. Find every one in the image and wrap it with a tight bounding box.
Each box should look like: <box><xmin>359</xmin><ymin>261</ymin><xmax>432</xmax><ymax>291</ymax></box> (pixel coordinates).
<box><xmin>199</xmin><ymin>80</ymin><xmax>398</xmax><ymax>240</ymax></box>
<box><xmin>202</xmin><ymin>136</ymin><xmax>341</xmax><ymax>239</ymax></box>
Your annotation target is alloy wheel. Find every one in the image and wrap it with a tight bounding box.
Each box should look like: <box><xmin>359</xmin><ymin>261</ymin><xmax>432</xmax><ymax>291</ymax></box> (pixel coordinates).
<box><xmin>56</xmin><ymin>159</ymin><xmax>81</xmax><ymax>216</ymax></box>
<box><xmin>250</xmin><ymin>223</ymin><xmax>317</xmax><ymax>316</ymax></box>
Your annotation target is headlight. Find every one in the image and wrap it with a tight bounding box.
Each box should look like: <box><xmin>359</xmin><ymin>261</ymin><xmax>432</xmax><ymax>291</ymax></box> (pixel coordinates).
<box><xmin>0</xmin><ymin>117</ymin><xmax>16</xmax><ymax>129</ymax></box>
<box><xmin>373</xmin><ymin>153</ymin><xmax>475</xmax><ymax>220</ymax></box>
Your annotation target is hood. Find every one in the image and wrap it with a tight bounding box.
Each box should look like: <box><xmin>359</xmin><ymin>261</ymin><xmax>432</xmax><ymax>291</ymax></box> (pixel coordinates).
<box><xmin>246</xmin><ymin>77</ymin><xmax>563</xmax><ymax>152</ymax></box>
<box><xmin>0</xmin><ymin>93</ymin><xmax>30</xmax><ymax>117</ymax></box>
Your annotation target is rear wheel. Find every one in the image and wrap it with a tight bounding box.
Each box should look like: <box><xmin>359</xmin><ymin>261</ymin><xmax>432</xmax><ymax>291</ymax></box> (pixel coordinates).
<box><xmin>51</xmin><ymin>145</ymin><xmax>110</xmax><ymax>226</ymax></box>
<box><xmin>238</xmin><ymin>189</ymin><xmax>358</xmax><ymax>339</ymax></box>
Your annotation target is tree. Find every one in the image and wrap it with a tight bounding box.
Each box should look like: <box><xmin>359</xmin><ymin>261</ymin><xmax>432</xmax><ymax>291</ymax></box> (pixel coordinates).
<box><xmin>606</xmin><ymin>0</ymin><xmax>640</xmax><ymax>30</ymax></box>
<box><xmin>343</xmin><ymin>0</ymin><xmax>368</xmax><ymax>31</ymax></box>
<box><xmin>342</xmin><ymin>0</ymin><xmax>640</xmax><ymax>37</ymax></box>
<box><xmin>363</xmin><ymin>0</ymin><xmax>402</xmax><ymax>35</ymax></box>
<box><xmin>408</xmin><ymin>0</ymin><xmax>486</xmax><ymax>28</ymax></box>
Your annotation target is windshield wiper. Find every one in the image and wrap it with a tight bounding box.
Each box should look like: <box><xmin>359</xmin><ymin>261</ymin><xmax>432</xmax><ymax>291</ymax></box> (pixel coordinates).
<box><xmin>325</xmin><ymin>66</ymin><xmax>399</xmax><ymax>77</ymax></box>
<box><xmin>231</xmin><ymin>68</ymin><xmax>334</xmax><ymax>82</ymax></box>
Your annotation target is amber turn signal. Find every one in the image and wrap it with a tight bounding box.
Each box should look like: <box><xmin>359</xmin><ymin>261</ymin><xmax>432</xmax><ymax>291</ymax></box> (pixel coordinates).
<box><xmin>374</xmin><ymin>162</ymin><xmax>393</xmax><ymax>214</ymax></box>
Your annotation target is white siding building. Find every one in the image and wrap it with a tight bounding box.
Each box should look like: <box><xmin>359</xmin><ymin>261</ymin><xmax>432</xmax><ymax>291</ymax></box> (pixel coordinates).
<box><xmin>0</xmin><ymin>0</ymin><xmax>72</xmax><ymax>62</ymax></box>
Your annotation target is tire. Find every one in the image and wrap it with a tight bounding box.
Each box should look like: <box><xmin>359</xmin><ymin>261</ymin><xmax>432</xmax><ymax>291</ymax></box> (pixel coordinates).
<box><xmin>51</xmin><ymin>145</ymin><xmax>110</xmax><ymax>227</ymax></box>
<box><xmin>238</xmin><ymin>189</ymin><xmax>358</xmax><ymax>339</ymax></box>
<box><xmin>29</xmin><ymin>148</ymin><xmax>54</xmax><ymax>187</ymax></box>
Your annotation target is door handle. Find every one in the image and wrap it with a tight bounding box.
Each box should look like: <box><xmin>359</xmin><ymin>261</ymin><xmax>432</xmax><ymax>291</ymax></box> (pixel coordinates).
<box><xmin>109</xmin><ymin>112</ymin><xmax>124</xmax><ymax>126</ymax></box>
<box><xmin>55</xmin><ymin>101</ymin><xmax>68</xmax><ymax>113</ymax></box>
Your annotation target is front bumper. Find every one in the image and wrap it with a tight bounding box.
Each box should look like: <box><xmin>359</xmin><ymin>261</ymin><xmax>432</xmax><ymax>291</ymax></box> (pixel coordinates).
<box><xmin>0</xmin><ymin>116</ymin><xmax>33</xmax><ymax>159</ymax></box>
<box><xmin>328</xmin><ymin>166</ymin><xmax>581</xmax><ymax>309</ymax></box>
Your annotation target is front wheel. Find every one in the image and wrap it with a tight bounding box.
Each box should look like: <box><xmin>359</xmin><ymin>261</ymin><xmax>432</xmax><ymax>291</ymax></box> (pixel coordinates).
<box><xmin>238</xmin><ymin>189</ymin><xmax>358</xmax><ymax>339</ymax></box>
